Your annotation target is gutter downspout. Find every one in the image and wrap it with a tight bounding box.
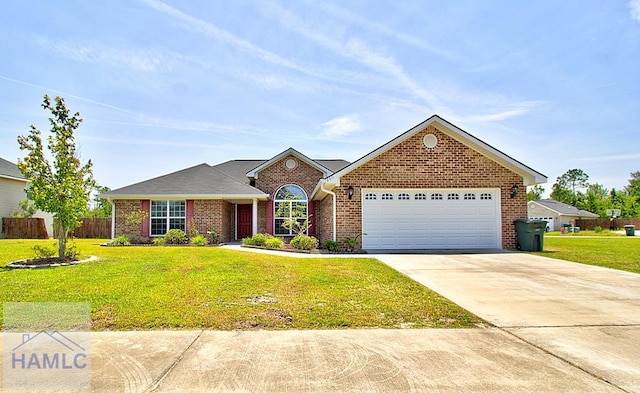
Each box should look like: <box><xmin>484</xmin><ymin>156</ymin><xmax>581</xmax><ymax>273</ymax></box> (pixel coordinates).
<box><xmin>320</xmin><ymin>181</ymin><xmax>337</xmax><ymax>242</ymax></box>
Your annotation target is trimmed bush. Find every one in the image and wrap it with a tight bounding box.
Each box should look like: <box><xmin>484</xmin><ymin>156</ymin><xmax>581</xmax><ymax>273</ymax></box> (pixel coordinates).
<box><xmin>153</xmin><ymin>237</ymin><xmax>166</xmax><ymax>246</ymax></box>
<box><xmin>113</xmin><ymin>235</ymin><xmax>130</xmax><ymax>246</ymax></box>
<box><xmin>251</xmin><ymin>233</ymin><xmax>271</xmax><ymax>246</ymax></box>
<box><xmin>164</xmin><ymin>229</ymin><xmax>187</xmax><ymax>244</ymax></box>
<box><xmin>190</xmin><ymin>234</ymin><xmax>209</xmax><ymax>246</ymax></box>
<box><xmin>264</xmin><ymin>236</ymin><xmax>284</xmax><ymax>249</ymax></box>
<box><xmin>322</xmin><ymin>239</ymin><xmax>341</xmax><ymax>252</ymax></box>
<box><xmin>594</xmin><ymin>226</ymin><xmax>603</xmax><ymax>233</ymax></box>
<box><xmin>291</xmin><ymin>234</ymin><xmax>319</xmax><ymax>251</ymax></box>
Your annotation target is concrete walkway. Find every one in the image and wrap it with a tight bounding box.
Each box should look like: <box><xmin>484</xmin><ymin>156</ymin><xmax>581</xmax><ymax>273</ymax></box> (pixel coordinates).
<box><xmin>2</xmin><ymin>250</ymin><xmax>638</xmax><ymax>392</ymax></box>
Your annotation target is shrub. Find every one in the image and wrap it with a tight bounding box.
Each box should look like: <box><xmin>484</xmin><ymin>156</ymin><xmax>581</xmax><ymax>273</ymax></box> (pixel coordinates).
<box><xmin>342</xmin><ymin>234</ymin><xmax>363</xmax><ymax>252</ymax></box>
<box><xmin>32</xmin><ymin>244</ymin><xmax>55</xmax><ymax>259</ymax></box>
<box><xmin>124</xmin><ymin>210</ymin><xmax>148</xmax><ymax>243</ymax></box>
<box><xmin>594</xmin><ymin>226</ymin><xmax>603</xmax><ymax>233</ymax></box>
<box><xmin>112</xmin><ymin>235</ymin><xmax>130</xmax><ymax>246</ymax></box>
<box><xmin>190</xmin><ymin>234</ymin><xmax>208</xmax><ymax>246</ymax></box>
<box><xmin>291</xmin><ymin>234</ymin><xmax>319</xmax><ymax>251</ymax></box>
<box><xmin>264</xmin><ymin>237</ymin><xmax>284</xmax><ymax>249</ymax></box>
<box><xmin>207</xmin><ymin>230</ymin><xmax>221</xmax><ymax>244</ymax></box>
<box><xmin>153</xmin><ymin>237</ymin><xmax>166</xmax><ymax>246</ymax></box>
<box><xmin>250</xmin><ymin>233</ymin><xmax>271</xmax><ymax>247</ymax></box>
<box><xmin>322</xmin><ymin>239</ymin><xmax>341</xmax><ymax>252</ymax></box>
<box><xmin>242</xmin><ymin>237</ymin><xmax>254</xmax><ymax>246</ymax></box>
<box><xmin>164</xmin><ymin>229</ymin><xmax>187</xmax><ymax>244</ymax></box>
<box><xmin>65</xmin><ymin>241</ymin><xmax>80</xmax><ymax>259</ymax></box>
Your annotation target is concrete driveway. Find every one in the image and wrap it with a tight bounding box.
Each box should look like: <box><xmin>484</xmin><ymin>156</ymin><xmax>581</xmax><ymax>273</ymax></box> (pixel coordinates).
<box><xmin>376</xmin><ymin>252</ymin><xmax>640</xmax><ymax>392</ymax></box>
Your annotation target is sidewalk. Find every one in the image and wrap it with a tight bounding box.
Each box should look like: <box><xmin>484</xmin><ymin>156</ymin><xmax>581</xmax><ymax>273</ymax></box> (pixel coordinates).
<box><xmin>0</xmin><ymin>328</ymin><xmax>617</xmax><ymax>392</ymax></box>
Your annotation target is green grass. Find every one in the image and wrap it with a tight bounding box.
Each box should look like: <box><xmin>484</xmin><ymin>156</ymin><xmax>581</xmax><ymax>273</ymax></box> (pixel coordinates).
<box><xmin>532</xmin><ymin>236</ymin><xmax>640</xmax><ymax>273</ymax></box>
<box><xmin>0</xmin><ymin>239</ymin><xmax>482</xmax><ymax>331</ymax></box>
<box><xmin>546</xmin><ymin>230</ymin><xmax>626</xmax><ymax>237</ymax></box>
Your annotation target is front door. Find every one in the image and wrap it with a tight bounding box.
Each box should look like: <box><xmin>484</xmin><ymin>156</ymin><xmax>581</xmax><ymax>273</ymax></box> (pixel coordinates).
<box><xmin>237</xmin><ymin>204</ymin><xmax>253</xmax><ymax>240</ymax></box>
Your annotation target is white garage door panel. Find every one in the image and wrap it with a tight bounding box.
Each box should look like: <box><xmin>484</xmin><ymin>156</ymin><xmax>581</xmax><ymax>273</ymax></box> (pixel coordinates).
<box><xmin>362</xmin><ymin>188</ymin><xmax>501</xmax><ymax>250</ymax></box>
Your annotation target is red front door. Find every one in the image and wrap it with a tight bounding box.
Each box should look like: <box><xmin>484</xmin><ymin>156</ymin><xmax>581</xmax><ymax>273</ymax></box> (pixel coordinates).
<box><xmin>237</xmin><ymin>205</ymin><xmax>253</xmax><ymax>240</ymax></box>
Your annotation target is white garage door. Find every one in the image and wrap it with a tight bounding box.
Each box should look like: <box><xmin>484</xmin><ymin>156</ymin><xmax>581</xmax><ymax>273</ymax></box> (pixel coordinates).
<box><xmin>361</xmin><ymin>188</ymin><xmax>501</xmax><ymax>250</ymax></box>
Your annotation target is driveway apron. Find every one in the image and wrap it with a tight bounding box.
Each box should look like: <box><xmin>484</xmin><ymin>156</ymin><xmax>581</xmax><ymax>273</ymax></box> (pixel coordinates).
<box><xmin>376</xmin><ymin>252</ymin><xmax>640</xmax><ymax>392</ymax></box>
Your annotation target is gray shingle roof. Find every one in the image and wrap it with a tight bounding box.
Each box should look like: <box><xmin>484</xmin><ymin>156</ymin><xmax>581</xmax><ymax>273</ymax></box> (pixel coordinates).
<box><xmin>533</xmin><ymin>199</ymin><xmax>600</xmax><ymax>218</ymax></box>
<box><xmin>104</xmin><ymin>156</ymin><xmax>350</xmax><ymax>199</ymax></box>
<box><xmin>103</xmin><ymin>164</ymin><xmax>267</xmax><ymax>198</ymax></box>
<box><xmin>0</xmin><ymin>157</ymin><xmax>26</xmax><ymax>180</ymax></box>
<box><xmin>214</xmin><ymin>159</ymin><xmax>350</xmax><ymax>183</ymax></box>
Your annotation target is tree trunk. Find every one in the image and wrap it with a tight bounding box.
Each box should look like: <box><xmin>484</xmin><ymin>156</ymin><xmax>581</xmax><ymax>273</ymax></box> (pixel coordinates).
<box><xmin>57</xmin><ymin>222</ymin><xmax>68</xmax><ymax>258</ymax></box>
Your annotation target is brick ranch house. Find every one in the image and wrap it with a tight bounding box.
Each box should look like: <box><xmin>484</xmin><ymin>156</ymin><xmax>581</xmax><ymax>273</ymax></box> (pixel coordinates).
<box><xmin>103</xmin><ymin>115</ymin><xmax>546</xmax><ymax>250</ymax></box>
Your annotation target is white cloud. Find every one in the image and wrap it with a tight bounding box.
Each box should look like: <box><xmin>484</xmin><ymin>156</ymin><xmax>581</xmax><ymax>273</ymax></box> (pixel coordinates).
<box><xmin>36</xmin><ymin>37</ymin><xmax>182</xmax><ymax>72</ymax></box>
<box><xmin>321</xmin><ymin>115</ymin><xmax>362</xmax><ymax>138</ymax></box>
<box><xmin>139</xmin><ymin>0</ymin><xmax>311</xmax><ymax>75</ymax></box>
<box><xmin>630</xmin><ymin>0</ymin><xmax>640</xmax><ymax>22</ymax></box>
<box><xmin>463</xmin><ymin>101</ymin><xmax>546</xmax><ymax>122</ymax></box>
<box><xmin>575</xmin><ymin>152</ymin><xmax>640</xmax><ymax>163</ymax></box>
<box><xmin>304</xmin><ymin>1</ymin><xmax>461</xmax><ymax>62</ymax></box>
<box><xmin>262</xmin><ymin>3</ymin><xmax>446</xmax><ymax>112</ymax></box>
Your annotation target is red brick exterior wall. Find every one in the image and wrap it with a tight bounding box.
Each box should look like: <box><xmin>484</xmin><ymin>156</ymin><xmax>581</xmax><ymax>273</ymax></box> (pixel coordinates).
<box><xmin>316</xmin><ymin>194</ymin><xmax>333</xmax><ymax>242</ymax></box>
<box><xmin>113</xmin><ymin>199</ymin><xmax>143</xmax><ymax>238</ymax></box>
<box><xmin>334</xmin><ymin>125</ymin><xmax>526</xmax><ymax>249</ymax></box>
<box><xmin>113</xmin><ymin>199</ymin><xmax>234</xmax><ymax>242</ymax></box>
<box><xmin>254</xmin><ymin>154</ymin><xmax>324</xmax><ymax>235</ymax></box>
<box><xmin>192</xmin><ymin>200</ymin><xmax>234</xmax><ymax>242</ymax></box>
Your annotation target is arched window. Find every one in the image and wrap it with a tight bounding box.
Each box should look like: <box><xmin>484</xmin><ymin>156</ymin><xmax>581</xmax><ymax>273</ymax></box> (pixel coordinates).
<box><xmin>274</xmin><ymin>185</ymin><xmax>308</xmax><ymax>235</ymax></box>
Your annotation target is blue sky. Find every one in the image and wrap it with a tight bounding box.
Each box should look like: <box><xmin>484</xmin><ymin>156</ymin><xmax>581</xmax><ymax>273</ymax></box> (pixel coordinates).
<box><xmin>1</xmin><ymin>1</ymin><xmax>639</xmax><ymax>194</ymax></box>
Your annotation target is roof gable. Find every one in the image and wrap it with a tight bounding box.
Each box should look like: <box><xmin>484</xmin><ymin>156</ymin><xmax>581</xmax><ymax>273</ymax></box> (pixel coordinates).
<box><xmin>246</xmin><ymin>148</ymin><xmax>333</xmax><ymax>179</ymax></box>
<box><xmin>529</xmin><ymin>199</ymin><xmax>600</xmax><ymax>218</ymax></box>
<box><xmin>0</xmin><ymin>157</ymin><xmax>27</xmax><ymax>182</ymax></box>
<box><xmin>326</xmin><ymin>115</ymin><xmax>546</xmax><ymax>186</ymax></box>
<box><xmin>102</xmin><ymin>163</ymin><xmax>268</xmax><ymax>199</ymax></box>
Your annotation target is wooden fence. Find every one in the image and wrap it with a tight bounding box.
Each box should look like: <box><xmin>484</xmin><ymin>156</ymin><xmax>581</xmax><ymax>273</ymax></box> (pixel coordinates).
<box><xmin>54</xmin><ymin>218</ymin><xmax>112</xmax><ymax>238</ymax></box>
<box><xmin>2</xmin><ymin>218</ymin><xmax>49</xmax><ymax>239</ymax></box>
<box><xmin>575</xmin><ymin>218</ymin><xmax>640</xmax><ymax>231</ymax></box>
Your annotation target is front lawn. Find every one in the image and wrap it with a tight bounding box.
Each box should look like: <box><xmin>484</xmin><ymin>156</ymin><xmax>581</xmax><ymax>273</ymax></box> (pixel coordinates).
<box><xmin>532</xmin><ymin>236</ymin><xmax>640</xmax><ymax>274</ymax></box>
<box><xmin>0</xmin><ymin>239</ymin><xmax>482</xmax><ymax>330</ymax></box>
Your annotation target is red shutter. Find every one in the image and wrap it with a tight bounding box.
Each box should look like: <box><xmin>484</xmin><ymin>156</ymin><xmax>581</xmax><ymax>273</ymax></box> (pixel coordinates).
<box><xmin>308</xmin><ymin>201</ymin><xmax>316</xmax><ymax>236</ymax></box>
<box><xmin>186</xmin><ymin>200</ymin><xmax>194</xmax><ymax>229</ymax></box>
<box><xmin>266</xmin><ymin>200</ymin><xmax>274</xmax><ymax>235</ymax></box>
<box><xmin>141</xmin><ymin>200</ymin><xmax>150</xmax><ymax>237</ymax></box>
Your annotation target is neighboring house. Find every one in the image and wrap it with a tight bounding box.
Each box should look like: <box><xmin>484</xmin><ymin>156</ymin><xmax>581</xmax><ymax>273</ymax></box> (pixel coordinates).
<box><xmin>0</xmin><ymin>157</ymin><xmax>53</xmax><ymax>238</ymax></box>
<box><xmin>103</xmin><ymin>115</ymin><xmax>546</xmax><ymax>250</ymax></box>
<box><xmin>527</xmin><ymin>199</ymin><xmax>599</xmax><ymax>231</ymax></box>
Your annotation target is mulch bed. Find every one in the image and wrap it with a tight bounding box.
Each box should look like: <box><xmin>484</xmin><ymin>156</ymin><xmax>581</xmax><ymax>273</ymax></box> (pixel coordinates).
<box><xmin>5</xmin><ymin>256</ymin><xmax>97</xmax><ymax>269</ymax></box>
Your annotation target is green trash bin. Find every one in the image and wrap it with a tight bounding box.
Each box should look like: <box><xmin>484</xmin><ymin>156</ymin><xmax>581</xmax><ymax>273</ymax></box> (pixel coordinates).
<box><xmin>624</xmin><ymin>225</ymin><xmax>635</xmax><ymax>236</ymax></box>
<box><xmin>514</xmin><ymin>219</ymin><xmax>547</xmax><ymax>251</ymax></box>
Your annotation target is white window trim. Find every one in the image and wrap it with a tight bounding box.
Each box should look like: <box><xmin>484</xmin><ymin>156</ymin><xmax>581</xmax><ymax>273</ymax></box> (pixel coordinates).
<box><xmin>150</xmin><ymin>200</ymin><xmax>186</xmax><ymax>236</ymax></box>
<box><xmin>274</xmin><ymin>185</ymin><xmax>308</xmax><ymax>236</ymax></box>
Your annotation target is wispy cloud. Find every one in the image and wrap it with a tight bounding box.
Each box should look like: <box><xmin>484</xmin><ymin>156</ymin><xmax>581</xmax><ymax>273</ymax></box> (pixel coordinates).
<box><xmin>463</xmin><ymin>101</ymin><xmax>546</xmax><ymax>122</ymax></box>
<box><xmin>321</xmin><ymin>115</ymin><xmax>362</xmax><ymax>138</ymax></box>
<box><xmin>629</xmin><ymin>0</ymin><xmax>640</xmax><ymax>22</ymax></box>
<box><xmin>0</xmin><ymin>75</ymin><xmax>146</xmax><ymax>117</ymax></box>
<box><xmin>575</xmin><ymin>152</ymin><xmax>640</xmax><ymax>163</ymax></box>
<box><xmin>262</xmin><ymin>3</ymin><xmax>446</xmax><ymax>112</ymax></box>
<box><xmin>303</xmin><ymin>1</ymin><xmax>462</xmax><ymax>62</ymax></box>
<box><xmin>139</xmin><ymin>0</ymin><xmax>314</xmax><ymax>76</ymax></box>
<box><xmin>35</xmin><ymin>37</ymin><xmax>182</xmax><ymax>72</ymax></box>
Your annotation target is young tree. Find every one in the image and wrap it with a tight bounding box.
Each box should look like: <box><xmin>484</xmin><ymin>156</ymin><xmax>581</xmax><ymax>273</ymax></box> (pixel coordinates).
<box><xmin>526</xmin><ymin>185</ymin><xmax>545</xmax><ymax>201</ymax></box>
<box><xmin>17</xmin><ymin>95</ymin><xmax>95</xmax><ymax>258</ymax></box>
